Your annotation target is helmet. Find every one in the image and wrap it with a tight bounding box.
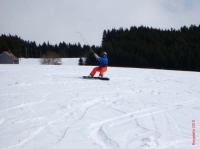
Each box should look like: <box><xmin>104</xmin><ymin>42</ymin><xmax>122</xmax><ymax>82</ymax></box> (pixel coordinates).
<box><xmin>102</xmin><ymin>51</ymin><xmax>107</xmax><ymax>56</ymax></box>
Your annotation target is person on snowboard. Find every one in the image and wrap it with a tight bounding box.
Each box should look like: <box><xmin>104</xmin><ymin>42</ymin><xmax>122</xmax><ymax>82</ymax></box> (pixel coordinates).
<box><xmin>89</xmin><ymin>51</ymin><xmax>108</xmax><ymax>77</ymax></box>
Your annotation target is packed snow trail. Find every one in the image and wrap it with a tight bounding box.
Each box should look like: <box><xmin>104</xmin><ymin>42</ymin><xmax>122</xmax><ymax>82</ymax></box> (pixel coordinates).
<box><xmin>0</xmin><ymin>60</ymin><xmax>200</xmax><ymax>149</ymax></box>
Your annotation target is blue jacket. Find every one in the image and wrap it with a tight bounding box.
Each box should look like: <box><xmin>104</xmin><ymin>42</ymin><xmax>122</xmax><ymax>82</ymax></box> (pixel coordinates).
<box><xmin>98</xmin><ymin>56</ymin><xmax>108</xmax><ymax>67</ymax></box>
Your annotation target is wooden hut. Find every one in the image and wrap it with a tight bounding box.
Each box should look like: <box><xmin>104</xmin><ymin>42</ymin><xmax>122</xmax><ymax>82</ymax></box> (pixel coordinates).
<box><xmin>0</xmin><ymin>51</ymin><xmax>19</xmax><ymax>64</ymax></box>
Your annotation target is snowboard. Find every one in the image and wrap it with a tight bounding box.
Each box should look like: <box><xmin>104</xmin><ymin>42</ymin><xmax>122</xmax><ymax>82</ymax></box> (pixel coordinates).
<box><xmin>82</xmin><ymin>76</ymin><xmax>110</xmax><ymax>81</ymax></box>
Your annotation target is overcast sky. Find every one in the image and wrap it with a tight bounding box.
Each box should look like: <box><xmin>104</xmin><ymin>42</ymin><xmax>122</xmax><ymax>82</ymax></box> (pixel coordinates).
<box><xmin>0</xmin><ymin>0</ymin><xmax>200</xmax><ymax>46</ymax></box>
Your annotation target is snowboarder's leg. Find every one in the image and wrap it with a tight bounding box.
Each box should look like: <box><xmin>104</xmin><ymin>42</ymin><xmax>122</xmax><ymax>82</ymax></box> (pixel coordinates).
<box><xmin>90</xmin><ymin>67</ymin><xmax>101</xmax><ymax>76</ymax></box>
<box><xmin>99</xmin><ymin>67</ymin><xmax>107</xmax><ymax>77</ymax></box>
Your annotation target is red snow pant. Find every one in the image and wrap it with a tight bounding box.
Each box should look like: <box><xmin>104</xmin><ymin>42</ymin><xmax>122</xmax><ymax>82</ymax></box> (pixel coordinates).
<box><xmin>90</xmin><ymin>66</ymin><xmax>107</xmax><ymax>77</ymax></box>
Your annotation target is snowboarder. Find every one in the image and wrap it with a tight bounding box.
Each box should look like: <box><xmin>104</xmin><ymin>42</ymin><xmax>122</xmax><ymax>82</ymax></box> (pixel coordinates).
<box><xmin>89</xmin><ymin>51</ymin><xmax>108</xmax><ymax>77</ymax></box>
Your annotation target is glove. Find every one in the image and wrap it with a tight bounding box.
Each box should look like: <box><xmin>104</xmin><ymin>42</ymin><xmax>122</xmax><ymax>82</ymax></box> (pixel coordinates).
<box><xmin>94</xmin><ymin>53</ymin><xmax>99</xmax><ymax>59</ymax></box>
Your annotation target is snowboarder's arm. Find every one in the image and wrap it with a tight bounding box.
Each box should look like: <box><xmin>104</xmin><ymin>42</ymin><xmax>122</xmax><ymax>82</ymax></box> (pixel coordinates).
<box><xmin>94</xmin><ymin>53</ymin><xmax>100</xmax><ymax>59</ymax></box>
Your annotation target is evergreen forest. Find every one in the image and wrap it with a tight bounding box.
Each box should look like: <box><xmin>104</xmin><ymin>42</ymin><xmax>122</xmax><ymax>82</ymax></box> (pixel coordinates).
<box><xmin>0</xmin><ymin>24</ymin><xmax>200</xmax><ymax>71</ymax></box>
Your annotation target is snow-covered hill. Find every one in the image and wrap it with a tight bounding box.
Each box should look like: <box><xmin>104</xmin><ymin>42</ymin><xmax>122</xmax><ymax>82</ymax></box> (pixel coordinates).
<box><xmin>0</xmin><ymin>58</ymin><xmax>199</xmax><ymax>149</ymax></box>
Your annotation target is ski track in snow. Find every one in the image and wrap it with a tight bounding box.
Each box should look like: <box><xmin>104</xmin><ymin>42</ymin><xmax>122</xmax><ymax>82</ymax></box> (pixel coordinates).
<box><xmin>0</xmin><ymin>60</ymin><xmax>200</xmax><ymax>149</ymax></box>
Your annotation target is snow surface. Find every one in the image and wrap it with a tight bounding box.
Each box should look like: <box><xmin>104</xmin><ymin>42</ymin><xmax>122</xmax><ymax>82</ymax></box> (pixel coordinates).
<box><xmin>0</xmin><ymin>58</ymin><xmax>200</xmax><ymax>149</ymax></box>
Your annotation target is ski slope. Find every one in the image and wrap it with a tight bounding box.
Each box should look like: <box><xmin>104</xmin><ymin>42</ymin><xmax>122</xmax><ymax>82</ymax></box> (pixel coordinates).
<box><xmin>0</xmin><ymin>58</ymin><xmax>200</xmax><ymax>149</ymax></box>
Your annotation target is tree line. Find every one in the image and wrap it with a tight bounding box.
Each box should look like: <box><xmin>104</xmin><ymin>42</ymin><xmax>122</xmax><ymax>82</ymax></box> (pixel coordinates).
<box><xmin>87</xmin><ymin>24</ymin><xmax>200</xmax><ymax>71</ymax></box>
<box><xmin>0</xmin><ymin>34</ymin><xmax>93</xmax><ymax>58</ymax></box>
<box><xmin>1</xmin><ymin>24</ymin><xmax>200</xmax><ymax>71</ymax></box>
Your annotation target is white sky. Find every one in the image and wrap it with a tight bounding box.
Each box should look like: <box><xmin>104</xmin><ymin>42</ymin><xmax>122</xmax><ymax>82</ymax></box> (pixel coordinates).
<box><xmin>0</xmin><ymin>0</ymin><xmax>200</xmax><ymax>46</ymax></box>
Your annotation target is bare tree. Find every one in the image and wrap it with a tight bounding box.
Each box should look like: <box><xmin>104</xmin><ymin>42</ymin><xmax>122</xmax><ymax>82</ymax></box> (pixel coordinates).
<box><xmin>40</xmin><ymin>52</ymin><xmax>62</xmax><ymax>65</ymax></box>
